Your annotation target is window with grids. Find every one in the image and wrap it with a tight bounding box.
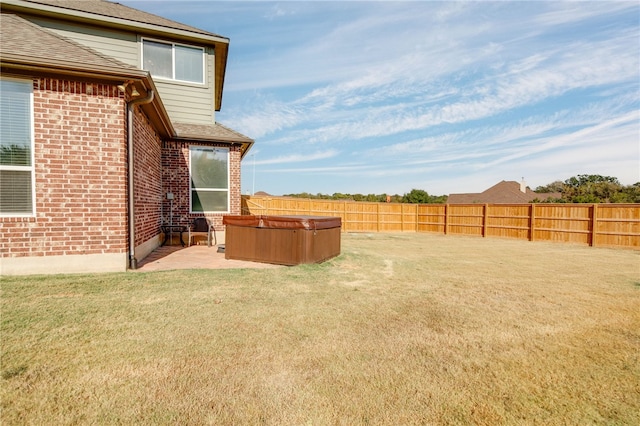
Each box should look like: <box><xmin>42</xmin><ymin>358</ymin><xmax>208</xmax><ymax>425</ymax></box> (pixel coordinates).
<box><xmin>1</xmin><ymin>78</ymin><xmax>34</xmax><ymax>216</ymax></box>
<box><xmin>142</xmin><ymin>39</ymin><xmax>204</xmax><ymax>84</ymax></box>
<box><xmin>190</xmin><ymin>146</ymin><xmax>229</xmax><ymax>213</ymax></box>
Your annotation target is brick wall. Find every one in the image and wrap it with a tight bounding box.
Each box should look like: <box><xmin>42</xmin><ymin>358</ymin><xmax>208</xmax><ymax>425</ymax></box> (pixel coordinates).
<box><xmin>229</xmin><ymin>147</ymin><xmax>242</xmax><ymax>216</ymax></box>
<box><xmin>1</xmin><ymin>76</ymin><xmax>244</xmax><ymax>265</ymax></box>
<box><xmin>0</xmin><ymin>77</ymin><xmax>128</xmax><ymax>258</ymax></box>
<box><xmin>162</xmin><ymin>141</ymin><xmax>242</xmax><ymax>231</ymax></box>
<box><xmin>132</xmin><ymin>106</ymin><xmax>162</xmax><ymax>247</ymax></box>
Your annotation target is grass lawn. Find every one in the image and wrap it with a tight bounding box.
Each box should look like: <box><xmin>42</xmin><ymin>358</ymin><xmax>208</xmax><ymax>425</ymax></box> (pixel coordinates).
<box><xmin>1</xmin><ymin>233</ymin><xmax>639</xmax><ymax>425</ymax></box>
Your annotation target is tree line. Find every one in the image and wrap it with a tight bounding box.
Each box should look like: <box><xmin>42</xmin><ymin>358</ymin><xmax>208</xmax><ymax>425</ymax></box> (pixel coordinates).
<box><xmin>281</xmin><ymin>189</ymin><xmax>447</xmax><ymax>204</ymax></box>
<box><xmin>533</xmin><ymin>174</ymin><xmax>639</xmax><ymax>203</ymax></box>
<box><xmin>282</xmin><ymin>175</ymin><xmax>640</xmax><ymax>204</ymax></box>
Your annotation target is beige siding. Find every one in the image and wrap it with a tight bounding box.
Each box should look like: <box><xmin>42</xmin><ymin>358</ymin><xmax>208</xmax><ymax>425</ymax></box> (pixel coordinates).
<box><xmin>153</xmin><ymin>47</ymin><xmax>215</xmax><ymax>124</ymax></box>
<box><xmin>28</xmin><ymin>19</ymin><xmax>217</xmax><ymax>125</ymax></box>
<box><xmin>27</xmin><ymin>17</ymin><xmax>138</xmax><ymax>66</ymax></box>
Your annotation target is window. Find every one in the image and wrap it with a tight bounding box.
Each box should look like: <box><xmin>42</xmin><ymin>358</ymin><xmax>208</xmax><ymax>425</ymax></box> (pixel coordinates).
<box><xmin>1</xmin><ymin>79</ymin><xmax>34</xmax><ymax>216</ymax></box>
<box><xmin>142</xmin><ymin>39</ymin><xmax>204</xmax><ymax>84</ymax></box>
<box><xmin>190</xmin><ymin>147</ymin><xmax>229</xmax><ymax>213</ymax></box>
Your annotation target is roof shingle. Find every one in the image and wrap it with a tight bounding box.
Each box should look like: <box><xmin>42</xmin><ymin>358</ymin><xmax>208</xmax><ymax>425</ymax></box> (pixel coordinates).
<box><xmin>173</xmin><ymin>122</ymin><xmax>253</xmax><ymax>144</ymax></box>
<box><xmin>0</xmin><ymin>13</ymin><xmax>139</xmax><ymax>72</ymax></box>
<box><xmin>14</xmin><ymin>0</ymin><xmax>227</xmax><ymax>40</ymax></box>
<box><xmin>448</xmin><ymin>180</ymin><xmax>560</xmax><ymax>204</ymax></box>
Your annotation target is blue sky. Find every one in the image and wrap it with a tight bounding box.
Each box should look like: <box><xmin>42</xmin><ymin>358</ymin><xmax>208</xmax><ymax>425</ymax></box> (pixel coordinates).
<box><xmin>123</xmin><ymin>1</ymin><xmax>640</xmax><ymax>196</ymax></box>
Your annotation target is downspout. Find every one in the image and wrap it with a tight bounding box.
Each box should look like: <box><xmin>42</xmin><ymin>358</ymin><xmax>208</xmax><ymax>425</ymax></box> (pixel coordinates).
<box><xmin>127</xmin><ymin>89</ymin><xmax>154</xmax><ymax>269</ymax></box>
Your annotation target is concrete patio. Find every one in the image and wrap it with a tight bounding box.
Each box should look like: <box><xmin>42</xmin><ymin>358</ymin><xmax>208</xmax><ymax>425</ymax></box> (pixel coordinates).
<box><xmin>135</xmin><ymin>242</ymin><xmax>283</xmax><ymax>272</ymax></box>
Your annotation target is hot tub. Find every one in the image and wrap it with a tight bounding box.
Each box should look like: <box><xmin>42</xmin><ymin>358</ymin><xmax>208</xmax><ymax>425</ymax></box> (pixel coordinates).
<box><xmin>222</xmin><ymin>215</ymin><xmax>341</xmax><ymax>266</ymax></box>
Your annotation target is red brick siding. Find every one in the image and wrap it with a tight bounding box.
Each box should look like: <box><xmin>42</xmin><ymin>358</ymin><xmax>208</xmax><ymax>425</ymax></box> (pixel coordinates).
<box><xmin>229</xmin><ymin>147</ymin><xmax>241</xmax><ymax>215</ymax></box>
<box><xmin>1</xmin><ymin>76</ymin><xmax>244</xmax><ymax>262</ymax></box>
<box><xmin>132</xmin><ymin>107</ymin><xmax>162</xmax><ymax>247</ymax></box>
<box><xmin>1</xmin><ymin>78</ymin><xmax>128</xmax><ymax>258</ymax></box>
<box><xmin>162</xmin><ymin>141</ymin><xmax>242</xmax><ymax>230</ymax></box>
<box><xmin>161</xmin><ymin>140</ymin><xmax>189</xmax><ymax>226</ymax></box>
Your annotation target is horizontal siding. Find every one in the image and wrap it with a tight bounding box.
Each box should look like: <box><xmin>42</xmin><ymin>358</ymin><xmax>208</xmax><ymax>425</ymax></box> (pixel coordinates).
<box><xmin>28</xmin><ymin>18</ymin><xmax>138</xmax><ymax>66</ymax></box>
<box><xmin>29</xmin><ymin>18</ymin><xmax>216</xmax><ymax>125</ymax></box>
<box><xmin>154</xmin><ymin>81</ymin><xmax>213</xmax><ymax>124</ymax></box>
<box><xmin>155</xmin><ymin>47</ymin><xmax>215</xmax><ymax>124</ymax></box>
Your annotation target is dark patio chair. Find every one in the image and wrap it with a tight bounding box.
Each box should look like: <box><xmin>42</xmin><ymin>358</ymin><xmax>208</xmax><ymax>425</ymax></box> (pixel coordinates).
<box><xmin>188</xmin><ymin>217</ymin><xmax>217</xmax><ymax>247</ymax></box>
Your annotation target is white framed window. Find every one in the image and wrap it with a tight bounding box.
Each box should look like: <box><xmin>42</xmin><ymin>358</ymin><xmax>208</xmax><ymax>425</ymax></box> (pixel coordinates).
<box><xmin>0</xmin><ymin>78</ymin><xmax>35</xmax><ymax>216</ymax></box>
<box><xmin>142</xmin><ymin>38</ymin><xmax>205</xmax><ymax>84</ymax></box>
<box><xmin>189</xmin><ymin>146</ymin><xmax>229</xmax><ymax>213</ymax></box>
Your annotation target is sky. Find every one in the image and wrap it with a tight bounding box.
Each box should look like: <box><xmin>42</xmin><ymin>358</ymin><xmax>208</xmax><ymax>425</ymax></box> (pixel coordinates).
<box><xmin>122</xmin><ymin>0</ymin><xmax>640</xmax><ymax>196</ymax></box>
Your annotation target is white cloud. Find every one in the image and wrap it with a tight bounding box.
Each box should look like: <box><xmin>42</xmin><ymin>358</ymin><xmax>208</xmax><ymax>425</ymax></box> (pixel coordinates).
<box><xmin>121</xmin><ymin>0</ymin><xmax>639</xmax><ymax>195</ymax></box>
<box><xmin>252</xmin><ymin>149</ymin><xmax>339</xmax><ymax>165</ymax></box>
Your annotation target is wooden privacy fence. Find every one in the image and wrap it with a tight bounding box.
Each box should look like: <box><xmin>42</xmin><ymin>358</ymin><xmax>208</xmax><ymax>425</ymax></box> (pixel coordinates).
<box><xmin>241</xmin><ymin>196</ymin><xmax>640</xmax><ymax>249</ymax></box>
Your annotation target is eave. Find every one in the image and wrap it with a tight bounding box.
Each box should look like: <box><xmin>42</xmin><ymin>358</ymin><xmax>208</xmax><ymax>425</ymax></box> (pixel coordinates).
<box><xmin>172</xmin><ymin>127</ymin><xmax>254</xmax><ymax>159</ymax></box>
<box><xmin>1</xmin><ymin>0</ymin><xmax>229</xmax><ymax>111</ymax></box>
<box><xmin>173</xmin><ymin>136</ymin><xmax>254</xmax><ymax>160</ymax></box>
<box><xmin>1</xmin><ymin>56</ymin><xmax>174</xmax><ymax>139</ymax></box>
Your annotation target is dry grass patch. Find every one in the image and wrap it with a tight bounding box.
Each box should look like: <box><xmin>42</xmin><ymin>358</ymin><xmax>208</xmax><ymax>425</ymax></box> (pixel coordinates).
<box><xmin>2</xmin><ymin>233</ymin><xmax>639</xmax><ymax>425</ymax></box>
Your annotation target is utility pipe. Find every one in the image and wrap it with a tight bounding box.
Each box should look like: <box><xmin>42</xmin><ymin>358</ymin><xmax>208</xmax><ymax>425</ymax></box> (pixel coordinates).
<box><xmin>127</xmin><ymin>89</ymin><xmax>154</xmax><ymax>269</ymax></box>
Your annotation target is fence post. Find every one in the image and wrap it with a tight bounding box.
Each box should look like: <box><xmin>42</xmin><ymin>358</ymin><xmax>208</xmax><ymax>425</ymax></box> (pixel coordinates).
<box><xmin>590</xmin><ymin>204</ymin><xmax>598</xmax><ymax>247</ymax></box>
<box><xmin>529</xmin><ymin>204</ymin><xmax>536</xmax><ymax>242</ymax></box>
<box><xmin>483</xmin><ymin>204</ymin><xmax>489</xmax><ymax>237</ymax></box>
<box><xmin>444</xmin><ymin>204</ymin><xmax>449</xmax><ymax>235</ymax></box>
<box><xmin>343</xmin><ymin>201</ymin><xmax>347</xmax><ymax>232</ymax></box>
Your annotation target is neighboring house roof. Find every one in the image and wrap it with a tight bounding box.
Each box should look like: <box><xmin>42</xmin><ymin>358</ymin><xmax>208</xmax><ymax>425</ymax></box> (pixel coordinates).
<box><xmin>1</xmin><ymin>0</ymin><xmax>229</xmax><ymax>111</ymax></box>
<box><xmin>173</xmin><ymin>122</ymin><xmax>254</xmax><ymax>157</ymax></box>
<box><xmin>448</xmin><ymin>180</ymin><xmax>561</xmax><ymax>204</ymax></box>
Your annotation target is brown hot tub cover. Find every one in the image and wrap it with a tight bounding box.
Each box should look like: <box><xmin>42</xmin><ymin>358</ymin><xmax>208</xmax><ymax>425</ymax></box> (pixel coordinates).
<box><xmin>223</xmin><ymin>215</ymin><xmax>341</xmax><ymax>230</ymax></box>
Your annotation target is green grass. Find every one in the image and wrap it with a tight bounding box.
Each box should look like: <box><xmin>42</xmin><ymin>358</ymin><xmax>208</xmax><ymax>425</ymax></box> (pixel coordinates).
<box><xmin>2</xmin><ymin>233</ymin><xmax>639</xmax><ymax>425</ymax></box>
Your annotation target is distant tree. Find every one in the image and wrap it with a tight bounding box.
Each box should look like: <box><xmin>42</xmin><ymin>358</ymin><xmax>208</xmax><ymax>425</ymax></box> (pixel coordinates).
<box><xmin>611</xmin><ymin>182</ymin><xmax>640</xmax><ymax>203</ymax></box>
<box><xmin>534</xmin><ymin>180</ymin><xmax>565</xmax><ymax>193</ymax></box>
<box><xmin>281</xmin><ymin>190</ymin><xmax>446</xmax><ymax>203</ymax></box>
<box><xmin>283</xmin><ymin>192</ymin><xmax>311</xmax><ymax>199</ymax></box>
<box><xmin>563</xmin><ymin>174</ymin><xmax>622</xmax><ymax>203</ymax></box>
<box><xmin>401</xmin><ymin>189</ymin><xmax>447</xmax><ymax>204</ymax></box>
<box><xmin>564</xmin><ymin>174</ymin><xmax>620</xmax><ymax>188</ymax></box>
<box><xmin>402</xmin><ymin>189</ymin><xmax>430</xmax><ymax>204</ymax></box>
<box><xmin>331</xmin><ymin>193</ymin><xmax>351</xmax><ymax>200</ymax></box>
<box><xmin>531</xmin><ymin>196</ymin><xmax>564</xmax><ymax>203</ymax></box>
<box><xmin>533</xmin><ymin>175</ymin><xmax>639</xmax><ymax>203</ymax></box>
<box><xmin>431</xmin><ymin>194</ymin><xmax>448</xmax><ymax>204</ymax></box>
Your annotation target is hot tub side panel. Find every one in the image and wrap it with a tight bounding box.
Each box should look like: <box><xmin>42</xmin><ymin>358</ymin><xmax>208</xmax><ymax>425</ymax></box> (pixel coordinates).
<box><xmin>302</xmin><ymin>227</ymin><xmax>341</xmax><ymax>264</ymax></box>
<box><xmin>224</xmin><ymin>225</ymin><xmax>340</xmax><ymax>266</ymax></box>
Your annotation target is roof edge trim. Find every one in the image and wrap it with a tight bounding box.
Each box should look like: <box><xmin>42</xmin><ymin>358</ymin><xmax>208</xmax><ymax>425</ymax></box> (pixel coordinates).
<box><xmin>1</xmin><ymin>0</ymin><xmax>230</xmax><ymax>45</ymax></box>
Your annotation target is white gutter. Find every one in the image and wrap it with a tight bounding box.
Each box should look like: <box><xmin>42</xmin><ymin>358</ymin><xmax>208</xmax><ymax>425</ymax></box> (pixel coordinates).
<box><xmin>127</xmin><ymin>89</ymin><xmax>154</xmax><ymax>269</ymax></box>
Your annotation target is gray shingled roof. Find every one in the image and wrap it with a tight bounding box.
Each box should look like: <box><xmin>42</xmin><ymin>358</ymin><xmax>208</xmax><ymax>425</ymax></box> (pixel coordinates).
<box><xmin>173</xmin><ymin>122</ymin><xmax>254</xmax><ymax>157</ymax></box>
<box><xmin>173</xmin><ymin>122</ymin><xmax>253</xmax><ymax>143</ymax></box>
<box><xmin>1</xmin><ymin>13</ymin><xmax>140</xmax><ymax>73</ymax></box>
<box><xmin>2</xmin><ymin>0</ymin><xmax>230</xmax><ymax>111</ymax></box>
<box><xmin>16</xmin><ymin>0</ymin><xmax>228</xmax><ymax>40</ymax></box>
<box><xmin>2</xmin><ymin>5</ymin><xmax>252</xmax><ymax>156</ymax></box>
<box><xmin>448</xmin><ymin>181</ymin><xmax>560</xmax><ymax>204</ymax></box>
